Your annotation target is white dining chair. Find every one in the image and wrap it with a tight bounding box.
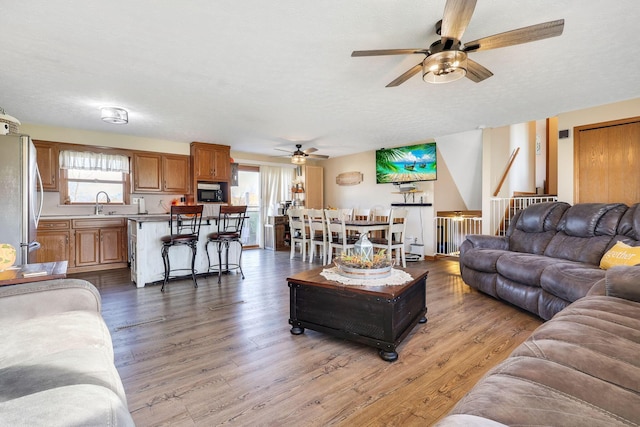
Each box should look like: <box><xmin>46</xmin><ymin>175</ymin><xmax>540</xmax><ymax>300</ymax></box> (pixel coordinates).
<box><xmin>352</xmin><ymin>208</ymin><xmax>372</xmax><ymax>221</ymax></box>
<box><xmin>324</xmin><ymin>209</ymin><xmax>356</xmax><ymax>263</ymax></box>
<box><xmin>371</xmin><ymin>208</ymin><xmax>408</xmax><ymax>267</ymax></box>
<box><xmin>288</xmin><ymin>208</ymin><xmax>309</xmax><ymax>261</ymax></box>
<box><xmin>307</xmin><ymin>208</ymin><xmax>328</xmax><ymax>264</ymax></box>
<box><xmin>370</xmin><ymin>207</ymin><xmax>391</xmax><ymax>240</ymax></box>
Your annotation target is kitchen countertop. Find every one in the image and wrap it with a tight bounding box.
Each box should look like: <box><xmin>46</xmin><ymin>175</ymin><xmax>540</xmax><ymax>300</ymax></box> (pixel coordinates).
<box><xmin>40</xmin><ymin>213</ymin><xmax>219</xmax><ymax>222</ymax></box>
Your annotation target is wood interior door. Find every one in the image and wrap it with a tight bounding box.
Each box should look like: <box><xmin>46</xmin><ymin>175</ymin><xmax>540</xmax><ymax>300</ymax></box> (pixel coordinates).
<box><xmin>574</xmin><ymin>117</ymin><xmax>640</xmax><ymax>205</ymax></box>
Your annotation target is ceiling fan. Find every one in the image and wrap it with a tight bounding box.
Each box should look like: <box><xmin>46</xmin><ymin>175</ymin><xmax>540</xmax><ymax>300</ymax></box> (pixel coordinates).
<box><xmin>274</xmin><ymin>144</ymin><xmax>329</xmax><ymax>165</ymax></box>
<box><xmin>351</xmin><ymin>0</ymin><xmax>564</xmax><ymax>87</ymax></box>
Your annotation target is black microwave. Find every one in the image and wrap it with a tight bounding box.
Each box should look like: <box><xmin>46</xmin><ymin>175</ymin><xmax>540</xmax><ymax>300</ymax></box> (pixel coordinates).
<box><xmin>197</xmin><ymin>184</ymin><xmax>223</xmax><ymax>202</ymax></box>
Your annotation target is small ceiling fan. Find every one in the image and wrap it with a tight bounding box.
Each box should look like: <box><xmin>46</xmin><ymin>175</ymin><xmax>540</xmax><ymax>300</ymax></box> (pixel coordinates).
<box><xmin>351</xmin><ymin>0</ymin><xmax>564</xmax><ymax>87</ymax></box>
<box><xmin>274</xmin><ymin>144</ymin><xmax>329</xmax><ymax>164</ymax></box>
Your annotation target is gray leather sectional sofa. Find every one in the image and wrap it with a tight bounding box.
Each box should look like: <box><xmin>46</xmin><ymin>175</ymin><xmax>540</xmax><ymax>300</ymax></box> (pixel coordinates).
<box><xmin>459</xmin><ymin>202</ymin><xmax>637</xmax><ymax>320</ymax></box>
<box><xmin>435</xmin><ymin>202</ymin><xmax>640</xmax><ymax>426</ymax></box>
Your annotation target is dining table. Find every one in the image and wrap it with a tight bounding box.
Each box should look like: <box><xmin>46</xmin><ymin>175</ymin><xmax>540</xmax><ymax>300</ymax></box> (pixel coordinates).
<box><xmin>342</xmin><ymin>219</ymin><xmax>389</xmax><ymax>236</ymax></box>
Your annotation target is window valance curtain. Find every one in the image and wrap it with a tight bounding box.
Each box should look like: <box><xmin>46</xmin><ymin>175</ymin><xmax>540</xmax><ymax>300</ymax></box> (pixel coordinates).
<box><xmin>59</xmin><ymin>150</ymin><xmax>130</xmax><ymax>173</ymax></box>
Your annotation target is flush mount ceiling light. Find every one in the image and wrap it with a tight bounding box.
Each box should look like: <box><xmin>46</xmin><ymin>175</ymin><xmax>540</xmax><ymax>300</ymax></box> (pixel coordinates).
<box><xmin>100</xmin><ymin>107</ymin><xmax>128</xmax><ymax>124</ymax></box>
<box><xmin>422</xmin><ymin>50</ymin><xmax>467</xmax><ymax>84</ymax></box>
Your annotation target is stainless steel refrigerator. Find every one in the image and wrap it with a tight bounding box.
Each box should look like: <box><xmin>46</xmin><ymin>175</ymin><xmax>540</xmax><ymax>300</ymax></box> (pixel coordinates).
<box><xmin>0</xmin><ymin>134</ymin><xmax>43</xmax><ymax>264</ymax></box>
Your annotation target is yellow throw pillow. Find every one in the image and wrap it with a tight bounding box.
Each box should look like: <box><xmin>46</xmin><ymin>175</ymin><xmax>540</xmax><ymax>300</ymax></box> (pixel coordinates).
<box><xmin>600</xmin><ymin>241</ymin><xmax>640</xmax><ymax>270</ymax></box>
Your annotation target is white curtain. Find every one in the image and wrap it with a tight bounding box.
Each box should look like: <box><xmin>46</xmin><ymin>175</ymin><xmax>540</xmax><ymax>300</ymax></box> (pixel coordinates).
<box><xmin>260</xmin><ymin>165</ymin><xmax>294</xmax><ymax>247</ymax></box>
<box><xmin>59</xmin><ymin>150</ymin><xmax>130</xmax><ymax>173</ymax></box>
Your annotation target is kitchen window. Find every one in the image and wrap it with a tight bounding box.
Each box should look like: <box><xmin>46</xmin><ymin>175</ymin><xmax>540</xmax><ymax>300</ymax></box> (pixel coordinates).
<box><xmin>59</xmin><ymin>150</ymin><xmax>130</xmax><ymax>204</ymax></box>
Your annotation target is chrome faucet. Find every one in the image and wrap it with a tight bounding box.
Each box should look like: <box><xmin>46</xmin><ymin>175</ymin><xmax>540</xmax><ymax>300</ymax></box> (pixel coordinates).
<box><xmin>95</xmin><ymin>191</ymin><xmax>111</xmax><ymax>215</ymax></box>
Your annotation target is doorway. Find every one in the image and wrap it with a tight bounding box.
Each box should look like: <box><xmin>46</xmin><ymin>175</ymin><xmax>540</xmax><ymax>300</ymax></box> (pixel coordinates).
<box><xmin>230</xmin><ymin>165</ymin><xmax>260</xmax><ymax>248</ymax></box>
<box><xmin>574</xmin><ymin>116</ymin><xmax>640</xmax><ymax>205</ymax></box>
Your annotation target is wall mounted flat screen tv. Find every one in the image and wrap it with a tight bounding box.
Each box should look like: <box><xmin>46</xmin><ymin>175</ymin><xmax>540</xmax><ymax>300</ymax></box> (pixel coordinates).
<box><xmin>376</xmin><ymin>142</ymin><xmax>437</xmax><ymax>184</ymax></box>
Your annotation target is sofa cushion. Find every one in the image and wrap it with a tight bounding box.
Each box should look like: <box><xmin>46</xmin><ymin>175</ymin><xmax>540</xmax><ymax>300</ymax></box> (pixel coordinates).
<box><xmin>495</xmin><ymin>276</ymin><xmax>542</xmax><ymax>314</ymax></box>
<box><xmin>544</xmin><ymin>233</ymin><xmax>613</xmax><ymax>265</ymax></box>
<box><xmin>495</xmin><ymin>253</ymin><xmax>558</xmax><ymax>286</ymax></box>
<box><xmin>616</xmin><ymin>203</ymin><xmax>640</xmax><ymax>241</ymax></box>
<box><xmin>559</xmin><ymin>203</ymin><xmax>626</xmax><ymax>237</ymax></box>
<box><xmin>514</xmin><ymin>202</ymin><xmax>570</xmax><ymax>233</ymax></box>
<box><xmin>0</xmin><ymin>310</ymin><xmax>113</xmax><ymax>368</ymax></box>
<box><xmin>507</xmin><ymin>202</ymin><xmax>570</xmax><ymax>254</ymax></box>
<box><xmin>539</xmin><ymin>262</ymin><xmax>605</xmax><ymax>303</ymax></box>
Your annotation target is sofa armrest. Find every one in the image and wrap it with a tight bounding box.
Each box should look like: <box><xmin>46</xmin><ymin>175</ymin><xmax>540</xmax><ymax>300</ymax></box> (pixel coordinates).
<box><xmin>604</xmin><ymin>265</ymin><xmax>640</xmax><ymax>302</ymax></box>
<box><xmin>464</xmin><ymin>234</ymin><xmax>509</xmax><ymax>251</ymax></box>
<box><xmin>0</xmin><ymin>278</ymin><xmax>101</xmax><ymax>322</ymax></box>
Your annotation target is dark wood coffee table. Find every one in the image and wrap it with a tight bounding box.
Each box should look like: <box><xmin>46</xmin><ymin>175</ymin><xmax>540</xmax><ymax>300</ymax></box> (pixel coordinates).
<box><xmin>288</xmin><ymin>266</ymin><xmax>428</xmax><ymax>361</ymax></box>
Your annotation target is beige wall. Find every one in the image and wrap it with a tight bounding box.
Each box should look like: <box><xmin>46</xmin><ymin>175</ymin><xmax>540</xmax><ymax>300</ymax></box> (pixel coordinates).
<box><xmin>557</xmin><ymin>97</ymin><xmax>640</xmax><ymax>204</ymax></box>
<box><xmin>20</xmin><ymin>123</ymin><xmax>191</xmax><ymax>155</ymax></box>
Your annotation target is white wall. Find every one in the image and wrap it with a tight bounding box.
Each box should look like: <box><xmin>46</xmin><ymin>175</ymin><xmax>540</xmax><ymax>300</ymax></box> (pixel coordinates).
<box><xmin>436</xmin><ymin>130</ymin><xmax>483</xmax><ymax>210</ymax></box>
<box><xmin>557</xmin><ymin>97</ymin><xmax>640</xmax><ymax>203</ymax></box>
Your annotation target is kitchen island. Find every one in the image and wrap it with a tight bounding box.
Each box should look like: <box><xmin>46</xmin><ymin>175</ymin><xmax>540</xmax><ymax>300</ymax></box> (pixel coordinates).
<box><xmin>128</xmin><ymin>215</ymin><xmax>240</xmax><ymax>288</ymax></box>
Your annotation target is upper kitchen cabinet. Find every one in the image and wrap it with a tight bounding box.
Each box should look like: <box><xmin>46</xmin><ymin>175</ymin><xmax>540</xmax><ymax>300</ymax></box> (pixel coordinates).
<box><xmin>33</xmin><ymin>140</ymin><xmax>59</xmax><ymax>191</ymax></box>
<box><xmin>191</xmin><ymin>142</ymin><xmax>230</xmax><ymax>182</ymax></box>
<box><xmin>162</xmin><ymin>154</ymin><xmax>190</xmax><ymax>193</ymax></box>
<box><xmin>132</xmin><ymin>152</ymin><xmax>190</xmax><ymax>194</ymax></box>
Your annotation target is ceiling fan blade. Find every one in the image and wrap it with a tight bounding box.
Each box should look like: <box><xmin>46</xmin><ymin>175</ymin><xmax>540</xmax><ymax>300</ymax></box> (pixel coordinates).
<box><xmin>308</xmin><ymin>154</ymin><xmax>329</xmax><ymax>159</ymax></box>
<box><xmin>386</xmin><ymin>63</ymin><xmax>423</xmax><ymax>87</ymax></box>
<box><xmin>303</xmin><ymin>147</ymin><xmax>318</xmax><ymax>154</ymax></box>
<box><xmin>463</xmin><ymin>19</ymin><xmax>564</xmax><ymax>52</ymax></box>
<box><xmin>351</xmin><ymin>49</ymin><xmax>426</xmax><ymax>57</ymax></box>
<box><xmin>441</xmin><ymin>0</ymin><xmax>477</xmax><ymax>43</ymax></box>
<box><xmin>465</xmin><ymin>58</ymin><xmax>493</xmax><ymax>83</ymax></box>
<box><xmin>274</xmin><ymin>148</ymin><xmax>293</xmax><ymax>153</ymax></box>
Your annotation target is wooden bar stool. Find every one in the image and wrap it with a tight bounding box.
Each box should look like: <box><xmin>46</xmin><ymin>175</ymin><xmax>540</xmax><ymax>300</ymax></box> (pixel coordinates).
<box><xmin>160</xmin><ymin>205</ymin><xmax>204</xmax><ymax>292</ymax></box>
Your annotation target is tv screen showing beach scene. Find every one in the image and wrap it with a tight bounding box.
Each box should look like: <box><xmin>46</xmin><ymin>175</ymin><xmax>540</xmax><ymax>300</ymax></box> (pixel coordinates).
<box><xmin>376</xmin><ymin>142</ymin><xmax>437</xmax><ymax>184</ymax></box>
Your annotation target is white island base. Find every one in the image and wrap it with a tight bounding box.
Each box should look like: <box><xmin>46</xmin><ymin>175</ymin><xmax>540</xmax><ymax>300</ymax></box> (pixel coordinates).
<box><xmin>128</xmin><ymin>216</ymin><xmax>240</xmax><ymax>288</ymax></box>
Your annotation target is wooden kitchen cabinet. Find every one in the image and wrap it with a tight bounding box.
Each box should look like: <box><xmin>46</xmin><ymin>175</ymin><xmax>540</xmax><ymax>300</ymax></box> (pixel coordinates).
<box><xmin>75</xmin><ymin>227</ymin><xmax>125</xmax><ymax>266</ymax></box>
<box><xmin>72</xmin><ymin>218</ymin><xmax>127</xmax><ymax>270</ymax></box>
<box><xmin>36</xmin><ymin>220</ymin><xmax>70</xmax><ymax>263</ymax></box>
<box><xmin>162</xmin><ymin>154</ymin><xmax>190</xmax><ymax>193</ymax></box>
<box><xmin>33</xmin><ymin>140</ymin><xmax>59</xmax><ymax>191</ymax></box>
<box><xmin>191</xmin><ymin>142</ymin><xmax>230</xmax><ymax>182</ymax></box>
<box><xmin>38</xmin><ymin>217</ymin><xmax>127</xmax><ymax>273</ymax></box>
<box><xmin>133</xmin><ymin>152</ymin><xmax>190</xmax><ymax>194</ymax></box>
<box><xmin>74</xmin><ymin>229</ymin><xmax>101</xmax><ymax>267</ymax></box>
<box><xmin>133</xmin><ymin>152</ymin><xmax>162</xmax><ymax>192</ymax></box>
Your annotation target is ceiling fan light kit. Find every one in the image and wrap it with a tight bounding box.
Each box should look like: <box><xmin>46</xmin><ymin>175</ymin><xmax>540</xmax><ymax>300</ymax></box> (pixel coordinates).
<box><xmin>351</xmin><ymin>0</ymin><xmax>564</xmax><ymax>88</ymax></box>
<box><xmin>423</xmin><ymin>50</ymin><xmax>467</xmax><ymax>84</ymax></box>
<box><xmin>275</xmin><ymin>143</ymin><xmax>328</xmax><ymax>163</ymax></box>
<box><xmin>291</xmin><ymin>153</ymin><xmax>306</xmax><ymax>165</ymax></box>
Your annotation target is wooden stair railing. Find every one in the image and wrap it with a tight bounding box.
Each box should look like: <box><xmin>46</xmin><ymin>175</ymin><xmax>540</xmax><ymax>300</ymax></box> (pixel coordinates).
<box><xmin>493</xmin><ymin>147</ymin><xmax>520</xmax><ymax>197</ymax></box>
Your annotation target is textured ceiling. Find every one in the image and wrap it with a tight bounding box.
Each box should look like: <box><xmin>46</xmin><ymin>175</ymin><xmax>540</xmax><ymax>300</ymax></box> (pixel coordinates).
<box><xmin>2</xmin><ymin>1</ymin><xmax>640</xmax><ymax>159</ymax></box>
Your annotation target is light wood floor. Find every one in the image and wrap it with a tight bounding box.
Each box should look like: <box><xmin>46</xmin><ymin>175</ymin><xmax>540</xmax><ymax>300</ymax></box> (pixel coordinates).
<box><xmin>72</xmin><ymin>250</ymin><xmax>542</xmax><ymax>426</ymax></box>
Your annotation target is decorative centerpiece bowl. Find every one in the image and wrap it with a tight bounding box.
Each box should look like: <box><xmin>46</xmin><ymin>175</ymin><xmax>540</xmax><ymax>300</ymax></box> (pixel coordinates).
<box><xmin>333</xmin><ymin>250</ymin><xmax>394</xmax><ymax>279</ymax></box>
<box><xmin>0</xmin><ymin>243</ymin><xmax>16</xmax><ymax>272</ymax></box>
